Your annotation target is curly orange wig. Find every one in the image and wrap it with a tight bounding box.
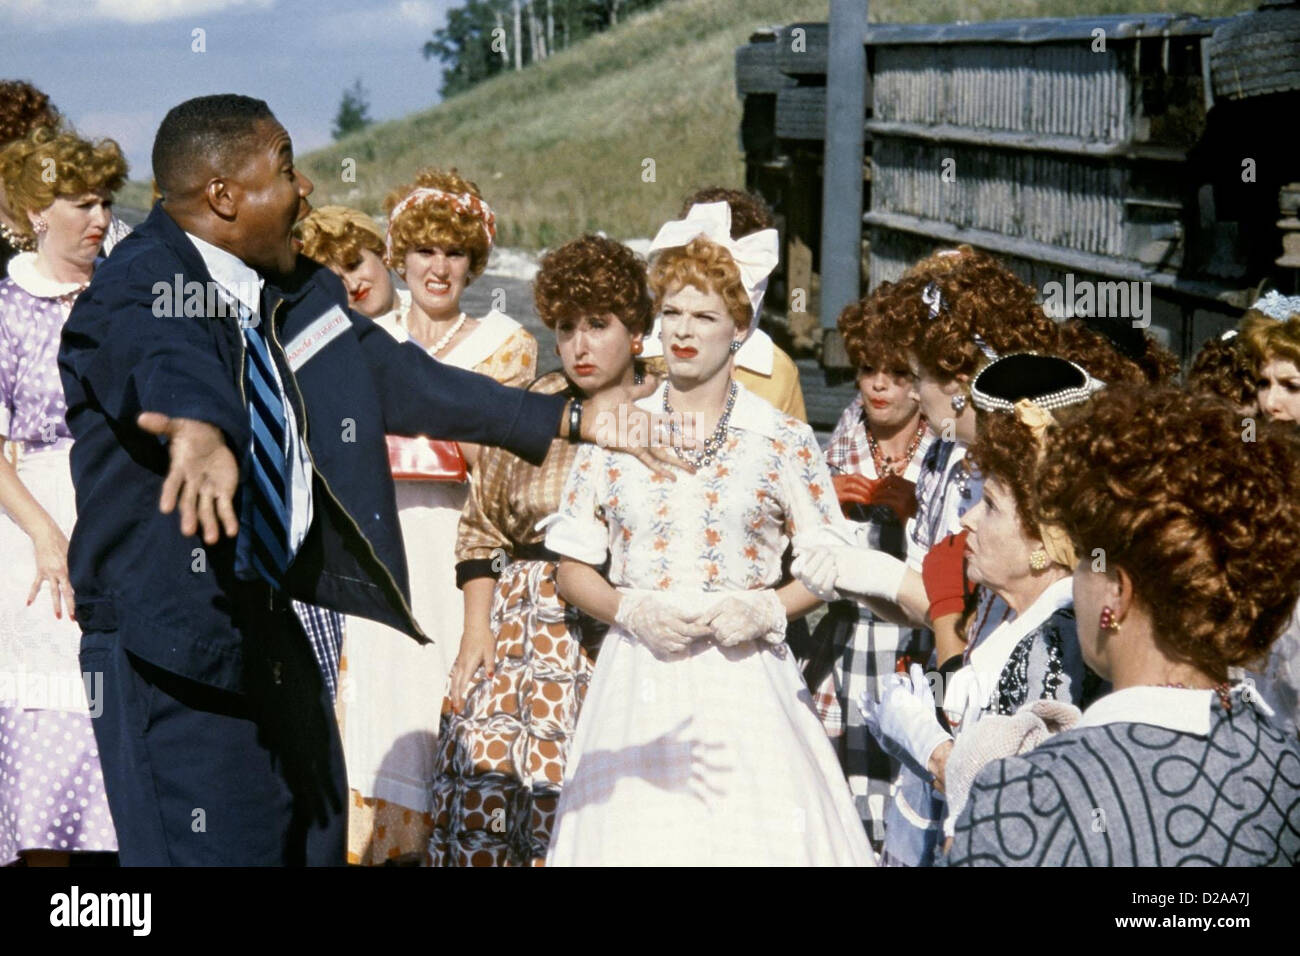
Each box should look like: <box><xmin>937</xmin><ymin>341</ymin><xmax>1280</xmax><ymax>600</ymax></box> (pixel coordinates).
<box><xmin>902</xmin><ymin>244</ymin><xmax>980</xmax><ymax>280</ymax></box>
<box><xmin>0</xmin><ymin>126</ymin><xmax>127</xmax><ymax>237</ymax></box>
<box><xmin>1242</xmin><ymin>310</ymin><xmax>1300</xmax><ymax>371</ymax></box>
<box><xmin>679</xmin><ymin>187</ymin><xmax>774</xmax><ymax>238</ymax></box>
<box><xmin>0</xmin><ymin>80</ymin><xmax>59</xmax><ymax>146</ymax></box>
<box><xmin>1188</xmin><ymin>333</ymin><xmax>1257</xmax><ymax>410</ymax></box>
<box><xmin>838</xmin><ymin>277</ymin><xmax>927</xmax><ymax>374</ymax></box>
<box><xmin>383</xmin><ymin>167</ymin><xmax>493</xmax><ymax>278</ymax></box>
<box><xmin>534</xmin><ymin>234</ymin><xmax>652</xmax><ymax>334</ymax></box>
<box><xmin>910</xmin><ymin>250</ymin><xmax>1060</xmax><ymax>381</ymax></box>
<box><xmin>296</xmin><ymin>205</ymin><xmax>385</xmax><ymax>271</ymax></box>
<box><xmin>648</xmin><ymin>236</ymin><xmax>752</xmax><ymax>332</ymax></box>
<box><xmin>1037</xmin><ymin>386</ymin><xmax>1300</xmax><ymax>672</ymax></box>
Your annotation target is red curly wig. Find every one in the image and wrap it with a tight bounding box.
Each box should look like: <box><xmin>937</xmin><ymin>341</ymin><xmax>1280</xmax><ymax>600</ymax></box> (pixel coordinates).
<box><xmin>534</xmin><ymin>234</ymin><xmax>652</xmax><ymax>335</ymax></box>
<box><xmin>1036</xmin><ymin>386</ymin><xmax>1300</xmax><ymax>673</ymax></box>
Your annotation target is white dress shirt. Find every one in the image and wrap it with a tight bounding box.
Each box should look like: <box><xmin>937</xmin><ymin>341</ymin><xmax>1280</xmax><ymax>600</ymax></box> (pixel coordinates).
<box><xmin>184</xmin><ymin>231</ymin><xmax>314</xmax><ymax>559</ymax></box>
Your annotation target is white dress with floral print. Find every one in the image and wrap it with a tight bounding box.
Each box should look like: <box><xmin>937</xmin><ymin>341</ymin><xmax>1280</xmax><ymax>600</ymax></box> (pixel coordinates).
<box><xmin>543</xmin><ymin>386</ymin><xmax>875</xmax><ymax>865</ymax></box>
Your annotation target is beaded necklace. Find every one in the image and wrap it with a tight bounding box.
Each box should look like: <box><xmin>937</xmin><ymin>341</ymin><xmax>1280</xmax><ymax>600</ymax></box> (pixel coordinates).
<box><xmin>663</xmin><ymin>380</ymin><xmax>738</xmax><ymax>469</ymax></box>
<box><xmin>867</xmin><ymin>416</ymin><xmax>928</xmax><ymax>477</ymax></box>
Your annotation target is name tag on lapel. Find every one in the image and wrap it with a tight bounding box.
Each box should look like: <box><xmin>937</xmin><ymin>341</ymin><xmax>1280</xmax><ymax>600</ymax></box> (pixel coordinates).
<box><xmin>284</xmin><ymin>305</ymin><xmax>351</xmax><ymax>372</ymax></box>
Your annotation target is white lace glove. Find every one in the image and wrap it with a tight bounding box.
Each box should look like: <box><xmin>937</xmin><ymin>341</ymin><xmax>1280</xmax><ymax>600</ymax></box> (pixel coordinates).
<box><xmin>704</xmin><ymin>589</ymin><xmax>788</xmax><ymax>647</ymax></box>
<box><xmin>615</xmin><ymin>592</ymin><xmax>712</xmax><ymax>659</ymax></box>
<box><xmin>858</xmin><ymin>663</ymin><xmax>953</xmax><ymax>776</ymax></box>
<box><xmin>792</xmin><ymin>545</ymin><xmax>908</xmax><ymax>604</ymax></box>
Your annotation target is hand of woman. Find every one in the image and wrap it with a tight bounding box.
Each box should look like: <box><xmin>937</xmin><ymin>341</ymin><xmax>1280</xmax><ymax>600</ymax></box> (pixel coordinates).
<box><xmin>704</xmin><ymin>590</ymin><xmax>787</xmax><ymax>647</ymax></box>
<box><xmin>614</xmin><ymin>592</ymin><xmax>711</xmax><ymax>659</ymax></box>
<box><xmin>27</xmin><ymin>520</ymin><xmax>75</xmax><ymax>620</ymax></box>
<box><xmin>449</xmin><ymin>624</ymin><xmax>496</xmax><ymax>714</ymax></box>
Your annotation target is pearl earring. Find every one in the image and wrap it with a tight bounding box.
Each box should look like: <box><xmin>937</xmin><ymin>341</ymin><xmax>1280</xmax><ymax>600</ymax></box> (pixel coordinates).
<box><xmin>728</xmin><ymin>340</ymin><xmax>742</xmax><ymax>353</ymax></box>
<box><xmin>32</xmin><ymin>216</ymin><xmax>48</xmax><ymax>235</ymax></box>
<box><xmin>1099</xmin><ymin>606</ymin><xmax>1120</xmax><ymax>632</ymax></box>
<box><xmin>950</xmin><ymin>392</ymin><xmax>967</xmax><ymax>413</ymax></box>
<box><xmin>1028</xmin><ymin>549</ymin><xmax>1049</xmax><ymax>572</ymax></box>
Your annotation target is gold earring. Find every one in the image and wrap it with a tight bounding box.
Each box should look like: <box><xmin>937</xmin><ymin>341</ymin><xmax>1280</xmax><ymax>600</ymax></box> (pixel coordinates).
<box><xmin>1028</xmin><ymin>548</ymin><xmax>1049</xmax><ymax>572</ymax></box>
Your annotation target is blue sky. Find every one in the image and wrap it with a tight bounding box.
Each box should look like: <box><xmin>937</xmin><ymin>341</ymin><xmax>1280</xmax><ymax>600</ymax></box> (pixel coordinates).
<box><xmin>0</xmin><ymin>0</ymin><xmax>458</xmax><ymax>178</ymax></box>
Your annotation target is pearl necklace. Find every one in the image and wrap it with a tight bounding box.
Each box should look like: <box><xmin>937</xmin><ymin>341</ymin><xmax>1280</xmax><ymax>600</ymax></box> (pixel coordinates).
<box><xmin>422</xmin><ymin>311</ymin><xmax>468</xmax><ymax>356</ymax></box>
<box><xmin>663</xmin><ymin>380</ymin><xmax>738</xmax><ymax>469</ymax></box>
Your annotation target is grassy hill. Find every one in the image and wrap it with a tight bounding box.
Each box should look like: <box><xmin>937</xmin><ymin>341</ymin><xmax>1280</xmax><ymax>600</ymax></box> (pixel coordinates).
<box><xmin>136</xmin><ymin>0</ymin><xmax>1258</xmax><ymax>247</ymax></box>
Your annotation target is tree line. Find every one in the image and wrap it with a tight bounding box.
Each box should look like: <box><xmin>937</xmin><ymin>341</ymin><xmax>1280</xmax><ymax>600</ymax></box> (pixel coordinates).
<box><xmin>423</xmin><ymin>0</ymin><xmax>668</xmax><ymax>97</ymax></box>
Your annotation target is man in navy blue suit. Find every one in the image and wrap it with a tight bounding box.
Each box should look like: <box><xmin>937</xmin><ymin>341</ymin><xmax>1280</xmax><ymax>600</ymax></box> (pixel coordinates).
<box><xmin>58</xmin><ymin>94</ymin><xmax>677</xmax><ymax>865</ymax></box>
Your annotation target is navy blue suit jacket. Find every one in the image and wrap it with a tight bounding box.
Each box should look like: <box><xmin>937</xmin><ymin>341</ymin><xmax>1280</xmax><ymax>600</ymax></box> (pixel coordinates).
<box><xmin>58</xmin><ymin>202</ymin><xmax>565</xmax><ymax>692</ymax></box>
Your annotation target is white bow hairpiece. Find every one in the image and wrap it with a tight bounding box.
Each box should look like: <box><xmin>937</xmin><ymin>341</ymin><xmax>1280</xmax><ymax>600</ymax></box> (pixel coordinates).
<box><xmin>1251</xmin><ymin>290</ymin><xmax>1300</xmax><ymax>322</ymax></box>
<box><xmin>647</xmin><ymin>202</ymin><xmax>779</xmax><ymax>322</ymax></box>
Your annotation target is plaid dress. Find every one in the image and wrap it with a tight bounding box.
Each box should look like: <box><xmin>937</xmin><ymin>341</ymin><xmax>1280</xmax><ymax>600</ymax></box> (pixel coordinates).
<box><xmin>815</xmin><ymin>398</ymin><xmax>933</xmax><ymax>847</ymax></box>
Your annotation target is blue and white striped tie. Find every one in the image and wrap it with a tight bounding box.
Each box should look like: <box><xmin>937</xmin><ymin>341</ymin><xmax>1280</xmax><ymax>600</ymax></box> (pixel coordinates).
<box><xmin>235</xmin><ymin>306</ymin><xmax>291</xmax><ymax>589</ymax></box>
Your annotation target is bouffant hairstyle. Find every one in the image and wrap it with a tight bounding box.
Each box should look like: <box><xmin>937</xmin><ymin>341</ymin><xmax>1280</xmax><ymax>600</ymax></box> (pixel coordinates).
<box><xmin>911</xmin><ymin>251</ymin><xmax>1059</xmax><ymax>381</ymax></box>
<box><xmin>1242</xmin><ymin>310</ymin><xmax>1300</xmax><ymax>370</ymax></box>
<box><xmin>384</xmin><ymin>167</ymin><xmax>492</xmax><ymax>279</ymax></box>
<box><xmin>903</xmin><ymin>244</ymin><xmax>979</xmax><ymax>280</ymax></box>
<box><xmin>296</xmin><ymin>205</ymin><xmax>385</xmax><ymax>271</ymax></box>
<box><xmin>0</xmin><ymin>126</ymin><xmax>127</xmax><ymax>236</ymax></box>
<box><xmin>1037</xmin><ymin>386</ymin><xmax>1300</xmax><ymax>672</ymax></box>
<box><xmin>1055</xmin><ymin>319</ymin><xmax>1148</xmax><ymax>387</ymax></box>
<box><xmin>1188</xmin><ymin>333</ymin><xmax>1257</xmax><ymax>410</ymax></box>
<box><xmin>534</xmin><ymin>234</ymin><xmax>652</xmax><ymax>334</ymax></box>
<box><xmin>0</xmin><ymin>80</ymin><xmax>59</xmax><ymax>145</ymax></box>
<box><xmin>648</xmin><ymin>236</ymin><xmax>753</xmax><ymax>332</ymax></box>
<box><xmin>679</xmin><ymin>187</ymin><xmax>774</xmax><ymax>238</ymax></box>
<box><xmin>838</xmin><ymin>276</ymin><xmax>926</xmax><ymax>373</ymax></box>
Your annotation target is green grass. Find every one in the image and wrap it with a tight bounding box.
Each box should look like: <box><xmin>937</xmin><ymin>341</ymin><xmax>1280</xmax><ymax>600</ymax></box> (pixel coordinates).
<box><xmin>135</xmin><ymin>0</ymin><xmax>1259</xmax><ymax>245</ymax></box>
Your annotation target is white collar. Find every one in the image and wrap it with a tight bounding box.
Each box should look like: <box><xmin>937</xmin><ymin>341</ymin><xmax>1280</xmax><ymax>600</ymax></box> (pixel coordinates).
<box><xmin>640</xmin><ymin>318</ymin><xmax>776</xmax><ymax>376</ymax></box>
<box><xmin>6</xmin><ymin>252</ymin><xmax>90</xmax><ymax>299</ymax></box>
<box><xmin>636</xmin><ymin>380</ymin><xmax>784</xmax><ymax>440</ymax></box>
<box><xmin>184</xmin><ymin>231</ymin><xmax>264</xmax><ymax>315</ymax></box>
<box><xmin>1077</xmin><ymin>685</ymin><xmax>1213</xmax><ymax>737</ymax></box>
<box><xmin>968</xmin><ymin>575</ymin><xmax>1075</xmax><ymax>672</ymax></box>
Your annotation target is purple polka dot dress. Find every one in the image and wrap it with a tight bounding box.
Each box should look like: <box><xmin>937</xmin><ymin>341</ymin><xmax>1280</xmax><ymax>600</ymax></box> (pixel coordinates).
<box><xmin>0</xmin><ymin>254</ymin><xmax>117</xmax><ymax>863</ymax></box>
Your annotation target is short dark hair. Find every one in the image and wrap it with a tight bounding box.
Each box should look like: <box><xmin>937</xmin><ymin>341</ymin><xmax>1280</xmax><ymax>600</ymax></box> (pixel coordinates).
<box><xmin>680</xmin><ymin>187</ymin><xmax>774</xmax><ymax>239</ymax></box>
<box><xmin>152</xmin><ymin>94</ymin><xmax>275</xmax><ymax>196</ymax></box>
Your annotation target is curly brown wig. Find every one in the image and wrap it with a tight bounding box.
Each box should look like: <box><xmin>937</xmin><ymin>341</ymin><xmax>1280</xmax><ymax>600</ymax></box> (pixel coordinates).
<box><xmin>838</xmin><ymin>277</ymin><xmax>928</xmax><ymax>373</ymax></box>
<box><xmin>0</xmin><ymin>80</ymin><xmax>59</xmax><ymax>146</ymax></box>
<box><xmin>383</xmin><ymin>167</ymin><xmax>492</xmax><ymax>278</ymax></box>
<box><xmin>1056</xmin><ymin>319</ymin><xmax>1148</xmax><ymax>387</ymax></box>
<box><xmin>534</xmin><ymin>234</ymin><xmax>652</xmax><ymax>334</ymax></box>
<box><xmin>911</xmin><ymin>250</ymin><xmax>1060</xmax><ymax>381</ymax></box>
<box><xmin>1188</xmin><ymin>333</ymin><xmax>1257</xmax><ymax>410</ymax></box>
<box><xmin>648</xmin><ymin>236</ymin><xmax>752</xmax><ymax>331</ymax></box>
<box><xmin>296</xmin><ymin>205</ymin><xmax>385</xmax><ymax>271</ymax></box>
<box><xmin>1036</xmin><ymin>385</ymin><xmax>1300</xmax><ymax>673</ymax></box>
<box><xmin>0</xmin><ymin>126</ymin><xmax>127</xmax><ymax>236</ymax></box>
<box><xmin>1242</xmin><ymin>310</ymin><xmax>1300</xmax><ymax>370</ymax></box>
<box><xmin>679</xmin><ymin>187</ymin><xmax>774</xmax><ymax>239</ymax></box>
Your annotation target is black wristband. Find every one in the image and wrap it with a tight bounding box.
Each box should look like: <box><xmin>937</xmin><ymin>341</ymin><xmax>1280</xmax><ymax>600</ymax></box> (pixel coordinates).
<box><xmin>567</xmin><ymin>398</ymin><xmax>583</xmax><ymax>444</ymax></box>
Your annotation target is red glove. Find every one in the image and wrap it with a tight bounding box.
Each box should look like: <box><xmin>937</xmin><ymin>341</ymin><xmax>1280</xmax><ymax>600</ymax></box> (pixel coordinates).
<box><xmin>868</xmin><ymin>474</ymin><xmax>918</xmax><ymax>524</ymax></box>
<box><xmin>833</xmin><ymin>473</ymin><xmax>880</xmax><ymax>514</ymax></box>
<box><xmin>922</xmin><ymin>530</ymin><xmax>972</xmax><ymax>622</ymax></box>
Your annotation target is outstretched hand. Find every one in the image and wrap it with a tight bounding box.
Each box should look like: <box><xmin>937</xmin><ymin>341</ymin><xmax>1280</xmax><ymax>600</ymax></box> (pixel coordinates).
<box><xmin>137</xmin><ymin>412</ymin><xmax>241</xmax><ymax>544</ymax></box>
<box><xmin>580</xmin><ymin>374</ymin><xmax>694</xmax><ymax>481</ymax></box>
